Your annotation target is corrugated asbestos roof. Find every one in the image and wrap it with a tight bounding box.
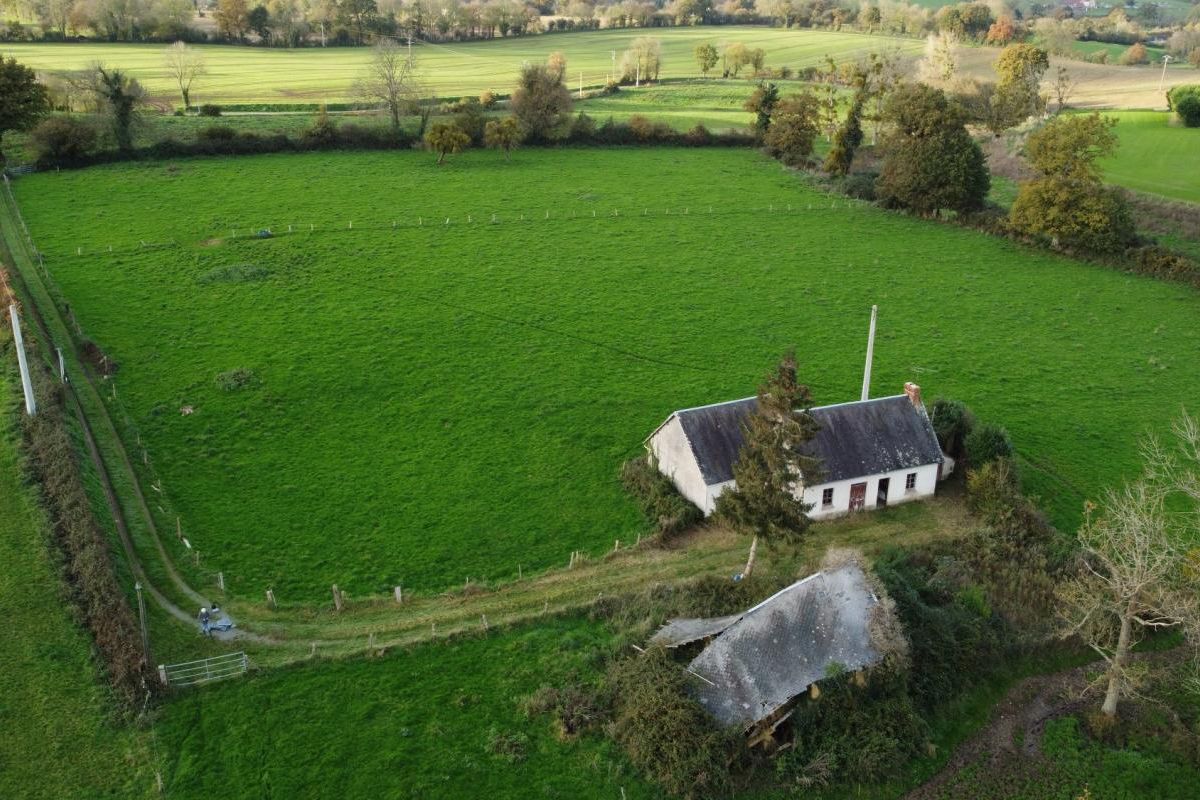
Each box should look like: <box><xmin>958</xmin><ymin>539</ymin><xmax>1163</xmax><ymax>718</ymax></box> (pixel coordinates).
<box><xmin>684</xmin><ymin>564</ymin><xmax>881</xmax><ymax>729</ymax></box>
<box><xmin>648</xmin><ymin>613</ymin><xmax>743</xmax><ymax>648</ymax></box>
<box><xmin>674</xmin><ymin>394</ymin><xmax>943</xmax><ymax>486</ymax></box>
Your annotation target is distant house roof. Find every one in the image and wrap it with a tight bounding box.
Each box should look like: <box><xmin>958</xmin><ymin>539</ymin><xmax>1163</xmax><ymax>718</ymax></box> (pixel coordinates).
<box><xmin>662</xmin><ymin>564</ymin><xmax>883</xmax><ymax>729</ymax></box>
<box><xmin>662</xmin><ymin>394</ymin><xmax>943</xmax><ymax>486</ymax></box>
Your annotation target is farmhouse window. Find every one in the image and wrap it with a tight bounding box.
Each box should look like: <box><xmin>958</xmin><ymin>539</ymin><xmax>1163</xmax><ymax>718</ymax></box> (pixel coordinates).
<box><xmin>822</xmin><ymin>488</ymin><xmax>834</xmax><ymax>507</ymax></box>
<box><xmin>906</xmin><ymin>472</ymin><xmax>917</xmax><ymax>490</ymax></box>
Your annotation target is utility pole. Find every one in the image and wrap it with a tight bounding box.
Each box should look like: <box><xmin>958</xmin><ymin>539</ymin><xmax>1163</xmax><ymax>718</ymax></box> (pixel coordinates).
<box><xmin>861</xmin><ymin>304</ymin><xmax>878</xmax><ymax>402</ymax></box>
<box><xmin>135</xmin><ymin>581</ymin><xmax>151</xmax><ymax>665</ymax></box>
<box><xmin>1159</xmin><ymin>54</ymin><xmax>1174</xmax><ymax>99</ymax></box>
<box><xmin>9</xmin><ymin>304</ymin><xmax>35</xmax><ymax>416</ymax></box>
<box><xmin>610</xmin><ymin>49</ymin><xmax>615</xmax><ymax>83</ymax></box>
<box><xmin>579</xmin><ymin>71</ymin><xmax>583</xmax><ymax>99</ymax></box>
<box><xmin>636</xmin><ymin>61</ymin><xmax>640</xmax><ymax>88</ymax></box>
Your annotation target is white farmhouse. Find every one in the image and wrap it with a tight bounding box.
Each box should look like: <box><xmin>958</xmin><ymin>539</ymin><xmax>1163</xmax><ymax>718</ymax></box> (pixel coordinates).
<box><xmin>645</xmin><ymin>382</ymin><xmax>950</xmax><ymax>518</ymax></box>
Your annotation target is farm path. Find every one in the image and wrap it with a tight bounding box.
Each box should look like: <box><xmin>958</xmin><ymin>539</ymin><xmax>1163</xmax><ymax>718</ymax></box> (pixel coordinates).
<box><xmin>904</xmin><ymin>650</ymin><xmax>1181</xmax><ymax>800</ymax></box>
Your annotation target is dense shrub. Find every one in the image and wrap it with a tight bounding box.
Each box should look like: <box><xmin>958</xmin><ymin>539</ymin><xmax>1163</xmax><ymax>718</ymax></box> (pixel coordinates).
<box><xmin>28</xmin><ymin>115</ymin><xmax>98</xmax><ymax>166</ymax></box>
<box><xmin>1167</xmin><ymin>85</ymin><xmax>1200</xmax><ymax>127</ymax></box>
<box><xmin>300</xmin><ymin>106</ymin><xmax>338</xmax><ymax>147</ymax></box>
<box><xmin>1127</xmin><ymin>245</ymin><xmax>1200</xmax><ymax>286</ymax></box>
<box><xmin>198</xmin><ymin>103</ymin><xmax>222</xmax><ymax>117</ymax></box>
<box><xmin>965</xmin><ymin>422</ymin><xmax>1014</xmax><ymax>467</ymax></box>
<box><xmin>874</xmin><ymin>548</ymin><xmax>1009</xmax><ymax>710</ymax></box>
<box><xmin>929</xmin><ymin>397</ymin><xmax>975</xmax><ymax>459</ymax></box>
<box><xmin>1119</xmin><ymin>42</ymin><xmax>1149</xmax><ymax>65</ymax></box>
<box><xmin>620</xmin><ymin>455</ymin><xmax>703</xmax><ymax>540</ymax></box>
<box><xmin>776</xmin><ymin>670</ymin><xmax>929</xmax><ymax>786</ymax></box>
<box><xmin>197</xmin><ymin>124</ymin><xmax>236</xmax><ymax>142</ymax></box>
<box><xmin>963</xmin><ymin>458</ymin><xmax>1059</xmax><ymax>625</ymax></box>
<box><xmin>606</xmin><ymin>647</ymin><xmax>740</xmax><ymax>799</ymax></box>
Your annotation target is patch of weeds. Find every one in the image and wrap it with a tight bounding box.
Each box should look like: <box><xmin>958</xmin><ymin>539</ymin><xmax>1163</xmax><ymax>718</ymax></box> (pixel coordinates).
<box><xmin>485</xmin><ymin>727</ymin><xmax>529</xmax><ymax>763</ymax></box>
<box><xmin>215</xmin><ymin>368</ymin><xmax>259</xmax><ymax>391</ymax></box>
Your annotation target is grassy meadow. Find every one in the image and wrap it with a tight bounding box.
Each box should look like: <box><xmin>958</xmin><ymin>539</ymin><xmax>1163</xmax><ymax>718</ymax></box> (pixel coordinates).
<box><xmin>14</xmin><ymin>147</ymin><xmax>1200</xmax><ymax>603</ymax></box>
<box><xmin>4</xmin><ymin>27</ymin><xmax>923</xmax><ymax>105</ymax></box>
<box><xmin>156</xmin><ymin>618</ymin><xmax>655</xmax><ymax>799</ymax></box>
<box><xmin>0</xmin><ymin>368</ymin><xmax>151</xmax><ymax>799</ymax></box>
<box><xmin>1101</xmin><ymin>110</ymin><xmax>1200</xmax><ymax>205</ymax></box>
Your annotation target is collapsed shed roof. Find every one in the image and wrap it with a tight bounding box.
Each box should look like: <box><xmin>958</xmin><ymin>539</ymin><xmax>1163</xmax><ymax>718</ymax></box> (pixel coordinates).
<box><xmin>665</xmin><ymin>394</ymin><xmax>943</xmax><ymax>486</ymax></box>
<box><xmin>662</xmin><ymin>564</ymin><xmax>883</xmax><ymax>729</ymax></box>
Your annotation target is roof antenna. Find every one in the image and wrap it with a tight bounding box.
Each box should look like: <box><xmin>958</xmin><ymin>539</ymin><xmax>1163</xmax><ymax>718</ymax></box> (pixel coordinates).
<box><xmin>861</xmin><ymin>305</ymin><xmax>877</xmax><ymax>402</ymax></box>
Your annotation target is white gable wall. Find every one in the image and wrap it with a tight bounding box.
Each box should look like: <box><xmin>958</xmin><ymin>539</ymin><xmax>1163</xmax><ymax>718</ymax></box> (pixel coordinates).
<box><xmin>647</xmin><ymin>416</ymin><xmax>713</xmax><ymax>513</ymax></box>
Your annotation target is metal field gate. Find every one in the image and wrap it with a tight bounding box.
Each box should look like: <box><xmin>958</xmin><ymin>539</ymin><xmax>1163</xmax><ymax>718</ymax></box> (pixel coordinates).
<box><xmin>159</xmin><ymin>652</ymin><xmax>249</xmax><ymax>687</ymax></box>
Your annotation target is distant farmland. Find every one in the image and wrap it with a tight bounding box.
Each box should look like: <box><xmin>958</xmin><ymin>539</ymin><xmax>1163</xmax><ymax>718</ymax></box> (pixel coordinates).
<box><xmin>4</xmin><ymin>28</ymin><xmax>922</xmax><ymax>104</ymax></box>
<box><xmin>16</xmin><ymin>148</ymin><xmax>1200</xmax><ymax>602</ymax></box>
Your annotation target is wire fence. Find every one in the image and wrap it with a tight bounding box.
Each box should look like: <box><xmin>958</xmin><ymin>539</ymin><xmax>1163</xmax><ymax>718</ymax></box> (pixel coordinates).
<box><xmin>54</xmin><ymin>197</ymin><xmax>873</xmax><ymax>260</ymax></box>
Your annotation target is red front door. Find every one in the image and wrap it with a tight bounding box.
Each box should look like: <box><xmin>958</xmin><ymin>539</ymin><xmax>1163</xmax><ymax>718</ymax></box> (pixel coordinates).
<box><xmin>849</xmin><ymin>482</ymin><xmax>867</xmax><ymax>511</ymax></box>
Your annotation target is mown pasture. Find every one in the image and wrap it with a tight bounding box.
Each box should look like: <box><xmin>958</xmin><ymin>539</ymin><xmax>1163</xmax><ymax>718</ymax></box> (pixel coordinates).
<box><xmin>1100</xmin><ymin>110</ymin><xmax>1200</xmax><ymax>205</ymax></box>
<box><xmin>0</xmin><ymin>369</ymin><xmax>151</xmax><ymax>799</ymax></box>
<box><xmin>15</xmin><ymin>147</ymin><xmax>1200</xmax><ymax>602</ymax></box>
<box><xmin>4</xmin><ymin>27</ymin><xmax>923</xmax><ymax>104</ymax></box>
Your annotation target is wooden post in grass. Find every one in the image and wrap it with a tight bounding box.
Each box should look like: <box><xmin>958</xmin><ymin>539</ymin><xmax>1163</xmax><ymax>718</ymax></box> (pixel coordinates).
<box><xmin>266</xmin><ymin>589</ymin><xmax>276</xmax><ymax>609</ymax></box>
<box><xmin>332</xmin><ymin>584</ymin><xmax>343</xmax><ymax>612</ymax></box>
<box><xmin>175</xmin><ymin>516</ymin><xmax>182</xmax><ymax>541</ymax></box>
<box><xmin>217</xmin><ymin>571</ymin><xmax>224</xmax><ymax>591</ymax></box>
<box><xmin>481</xmin><ymin>614</ymin><xmax>489</xmax><ymax>631</ymax></box>
<box><xmin>394</xmin><ymin>585</ymin><xmax>403</xmax><ymax>604</ymax></box>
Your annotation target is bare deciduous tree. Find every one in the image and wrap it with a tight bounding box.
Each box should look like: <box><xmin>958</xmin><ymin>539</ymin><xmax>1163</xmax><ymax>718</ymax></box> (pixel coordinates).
<box><xmin>1058</xmin><ymin>413</ymin><xmax>1200</xmax><ymax>717</ymax></box>
<box><xmin>355</xmin><ymin>38</ymin><xmax>423</xmax><ymax>135</ymax></box>
<box><xmin>163</xmin><ymin>41</ymin><xmax>205</xmax><ymax>110</ymax></box>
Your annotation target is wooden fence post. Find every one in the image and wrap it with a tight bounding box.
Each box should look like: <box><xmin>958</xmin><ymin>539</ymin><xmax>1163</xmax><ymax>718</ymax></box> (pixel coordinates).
<box><xmin>393</xmin><ymin>585</ymin><xmax>403</xmax><ymax>604</ymax></box>
<box><xmin>332</xmin><ymin>584</ymin><xmax>343</xmax><ymax>612</ymax></box>
<box><xmin>266</xmin><ymin>589</ymin><xmax>276</xmax><ymax>609</ymax></box>
<box><xmin>158</xmin><ymin>664</ymin><xmax>168</xmax><ymax>685</ymax></box>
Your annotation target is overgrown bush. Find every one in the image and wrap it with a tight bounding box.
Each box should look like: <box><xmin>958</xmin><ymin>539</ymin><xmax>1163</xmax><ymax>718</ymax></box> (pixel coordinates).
<box><xmin>197</xmin><ymin>124</ymin><xmax>236</xmax><ymax>143</ymax></box>
<box><xmin>963</xmin><ymin>458</ymin><xmax>1059</xmax><ymax>625</ymax></box>
<box><xmin>874</xmin><ymin>548</ymin><xmax>1009</xmax><ymax>710</ymax></box>
<box><xmin>300</xmin><ymin>105</ymin><xmax>338</xmax><ymax>147</ymax></box>
<box><xmin>775</xmin><ymin>669</ymin><xmax>929</xmax><ymax>786</ymax></box>
<box><xmin>198</xmin><ymin>103</ymin><xmax>222</xmax><ymax>116</ymax></box>
<box><xmin>965</xmin><ymin>422</ymin><xmax>1014</xmax><ymax>467</ymax></box>
<box><xmin>929</xmin><ymin>397</ymin><xmax>975</xmax><ymax>459</ymax></box>
<box><xmin>1127</xmin><ymin>245</ymin><xmax>1200</xmax><ymax>287</ymax></box>
<box><xmin>606</xmin><ymin>647</ymin><xmax>740</xmax><ymax>799</ymax></box>
<box><xmin>1167</xmin><ymin>85</ymin><xmax>1200</xmax><ymax>127</ymax></box>
<box><xmin>28</xmin><ymin>115</ymin><xmax>98</xmax><ymax>166</ymax></box>
<box><xmin>619</xmin><ymin>455</ymin><xmax>703</xmax><ymax>540</ymax></box>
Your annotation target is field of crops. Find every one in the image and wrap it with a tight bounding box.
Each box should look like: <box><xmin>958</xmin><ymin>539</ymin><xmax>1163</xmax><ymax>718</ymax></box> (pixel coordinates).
<box><xmin>0</xmin><ymin>370</ymin><xmax>150</xmax><ymax>799</ymax></box>
<box><xmin>14</xmin><ymin>147</ymin><xmax>1200</xmax><ymax>604</ymax></box>
<box><xmin>4</xmin><ymin>27</ymin><xmax>923</xmax><ymax>105</ymax></box>
<box><xmin>1101</xmin><ymin>110</ymin><xmax>1200</xmax><ymax>204</ymax></box>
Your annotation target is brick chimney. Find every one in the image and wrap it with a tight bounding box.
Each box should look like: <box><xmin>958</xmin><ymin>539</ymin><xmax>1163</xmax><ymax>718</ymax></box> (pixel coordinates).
<box><xmin>903</xmin><ymin>382</ymin><xmax>923</xmax><ymax>409</ymax></box>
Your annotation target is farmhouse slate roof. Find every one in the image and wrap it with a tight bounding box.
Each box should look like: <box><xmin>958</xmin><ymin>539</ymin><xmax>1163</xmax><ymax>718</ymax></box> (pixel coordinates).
<box><xmin>681</xmin><ymin>564</ymin><xmax>882</xmax><ymax>729</ymax></box>
<box><xmin>672</xmin><ymin>394</ymin><xmax>943</xmax><ymax>486</ymax></box>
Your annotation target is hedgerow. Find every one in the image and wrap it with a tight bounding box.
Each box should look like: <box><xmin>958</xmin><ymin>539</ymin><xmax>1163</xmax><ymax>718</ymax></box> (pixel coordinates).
<box><xmin>8</xmin><ymin>332</ymin><xmax>155</xmax><ymax>709</ymax></box>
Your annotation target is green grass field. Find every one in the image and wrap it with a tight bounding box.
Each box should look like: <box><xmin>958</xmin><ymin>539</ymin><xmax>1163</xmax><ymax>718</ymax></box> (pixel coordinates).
<box><xmin>156</xmin><ymin>618</ymin><xmax>655</xmax><ymax>799</ymax></box>
<box><xmin>14</xmin><ymin>147</ymin><xmax>1200</xmax><ymax>603</ymax></box>
<box><xmin>1102</xmin><ymin>111</ymin><xmax>1200</xmax><ymax>204</ymax></box>
<box><xmin>0</xmin><ymin>369</ymin><xmax>150</xmax><ymax>799</ymax></box>
<box><xmin>4</xmin><ymin>27</ymin><xmax>923</xmax><ymax>105</ymax></box>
